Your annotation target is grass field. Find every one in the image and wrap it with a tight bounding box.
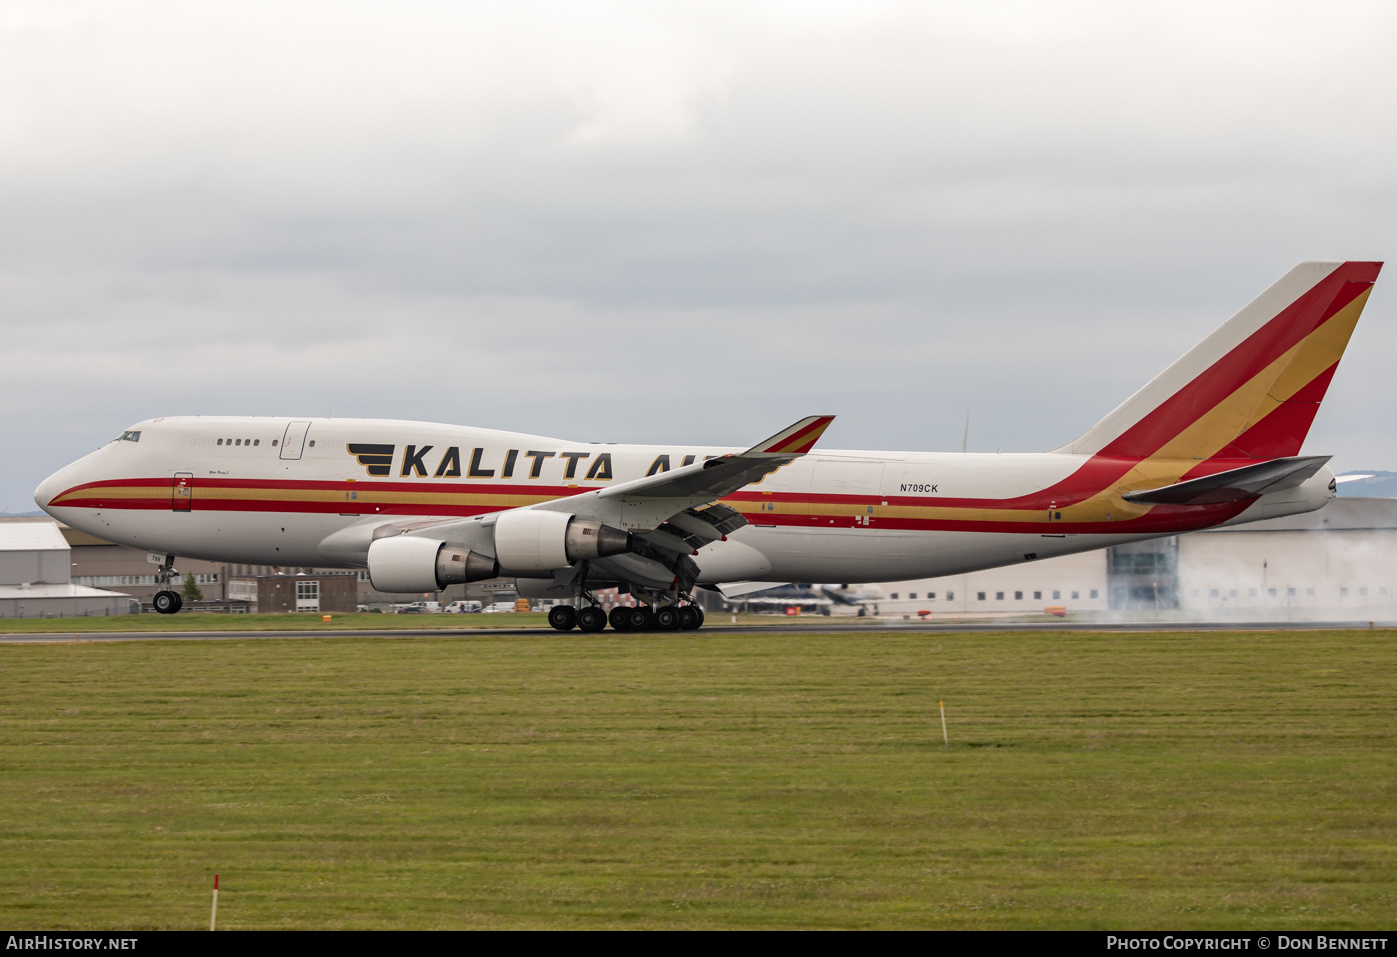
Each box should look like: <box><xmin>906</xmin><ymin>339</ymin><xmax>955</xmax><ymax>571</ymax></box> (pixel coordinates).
<box><xmin>0</xmin><ymin>611</ymin><xmax>560</xmax><ymax>634</ymax></box>
<box><xmin>1</xmin><ymin>628</ymin><xmax>1393</xmax><ymax>929</ymax></box>
<box><xmin>0</xmin><ymin>611</ymin><xmax>811</xmax><ymax>634</ymax></box>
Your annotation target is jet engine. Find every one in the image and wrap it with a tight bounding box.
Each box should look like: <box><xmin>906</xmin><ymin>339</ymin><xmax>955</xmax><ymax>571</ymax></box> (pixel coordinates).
<box><xmin>367</xmin><ymin>536</ymin><xmax>499</xmax><ymax>593</ymax></box>
<box><xmin>492</xmin><ymin>509</ymin><xmax>631</xmax><ymax>574</ymax></box>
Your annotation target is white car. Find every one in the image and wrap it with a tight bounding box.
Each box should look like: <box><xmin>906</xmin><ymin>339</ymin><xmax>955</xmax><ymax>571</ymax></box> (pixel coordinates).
<box><xmin>444</xmin><ymin>600</ymin><xmax>482</xmax><ymax>613</ymax></box>
<box><xmin>482</xmin><ymin>601</ymin><xmax>517</xmax><ymax>613</ymax></box>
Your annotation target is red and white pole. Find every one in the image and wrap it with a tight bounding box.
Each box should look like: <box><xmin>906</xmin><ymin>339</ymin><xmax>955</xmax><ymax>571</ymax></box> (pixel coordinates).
<box><xmin>210</xmin><ymin>874</ymin><xmax>219</xmax><ymax>931</ymax></box>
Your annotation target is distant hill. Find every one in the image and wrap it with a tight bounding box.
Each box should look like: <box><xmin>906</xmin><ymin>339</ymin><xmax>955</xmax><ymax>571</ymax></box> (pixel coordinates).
<box><xmin>1335</xmin><ymin>471</ymin><xmax>1397</xmax><ymax>498</ymax></box>
<box><xmin>0</xmin><ymin>511</ymin><xmax>45</xmax><ymax>518</ymax></box>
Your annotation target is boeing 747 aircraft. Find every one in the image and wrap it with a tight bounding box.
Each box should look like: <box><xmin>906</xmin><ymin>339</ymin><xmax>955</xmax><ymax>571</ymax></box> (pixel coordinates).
<box><xmin>35</xmin><ymin>261</ymin><xmax>1380</xmax><ymax>631</ymax></box>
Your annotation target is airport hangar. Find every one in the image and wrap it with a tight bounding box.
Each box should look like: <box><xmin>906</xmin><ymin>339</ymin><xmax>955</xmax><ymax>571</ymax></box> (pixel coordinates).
<box><xmin>858</xmin><ymin>496</ymin><xmax>1397</xmax><ymax>620</ymax></box>
<box><xmin>2</xmin><ymin>496</ymin><xmax>1396</xmax><ymax>619</ymax></box>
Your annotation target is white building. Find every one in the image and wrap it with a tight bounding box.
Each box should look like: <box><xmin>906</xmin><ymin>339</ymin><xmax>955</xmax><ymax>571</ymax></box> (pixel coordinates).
<box><xmin>845</xmin><ymin>498</ymin><xmax>1397</xmax><ymax>621</ymax></box>
<box><xmin>1178</xmin><ymin>497</ymin><xmax>1397</xmax><ymax>617</ymax></box>
<box><xmin>0</xmin><ymin>519</ymin><xmax>134</xmax><ymax>618</ymax></box>
<box><xmin>840</xmin><ymin>547</ymin><xmax>1109</xmax><ymax>617</ymax></box>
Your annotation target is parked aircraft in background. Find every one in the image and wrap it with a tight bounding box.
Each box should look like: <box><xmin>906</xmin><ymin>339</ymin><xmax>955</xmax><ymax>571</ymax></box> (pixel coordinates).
<box><xmin>36</xmin><ymin>261</ymin><xmax>1381</xmax><ymax>631</ymax></box>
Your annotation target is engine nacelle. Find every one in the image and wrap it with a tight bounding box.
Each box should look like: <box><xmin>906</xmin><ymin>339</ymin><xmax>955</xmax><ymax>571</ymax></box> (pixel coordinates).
<box><xmin>493</xmin><ymin>509</ymin><xmax>631</xmax><ymax>574</ymax></box>
<box><xmin>367</xmin><ymin>536</ymin><xmax>499</xmax><ymax>593</ymax></box>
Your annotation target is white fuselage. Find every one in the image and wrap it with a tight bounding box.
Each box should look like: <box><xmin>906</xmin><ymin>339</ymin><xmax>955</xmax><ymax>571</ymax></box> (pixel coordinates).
<box><xmin>36</xmin><ymin>416</ymin><xmax>1335</xmax><ymax>585</ymax></box>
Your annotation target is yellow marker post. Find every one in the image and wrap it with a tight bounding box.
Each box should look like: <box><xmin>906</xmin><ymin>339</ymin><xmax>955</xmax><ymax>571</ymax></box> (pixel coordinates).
<box><xmin>210</xmin><ymin>874</ymin><xmax>219</xmax><ymax>931</ymax></box>
<box><xmin>939</xmin><ymin>701</ymin><xmax>949</xmax><ymax>746</ymax></box>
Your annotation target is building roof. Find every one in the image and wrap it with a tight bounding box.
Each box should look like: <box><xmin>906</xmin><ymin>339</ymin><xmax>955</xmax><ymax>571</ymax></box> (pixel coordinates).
<box><xmin>1201</xmin><ymin>497</ymin><xmax>1397</xmax><ymax>533</ymax></box>
<box><xmin>0</xmin><ymin>521</ymin><xmax>69</xmax><ymax>552</ymax></box>
<box><xmin>0</xmin><ymin>583</ymin><xmax>129</xmax><ymax>599</ymax></box>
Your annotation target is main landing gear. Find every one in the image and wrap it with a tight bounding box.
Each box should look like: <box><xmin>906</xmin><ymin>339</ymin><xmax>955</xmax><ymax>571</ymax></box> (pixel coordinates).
<box><xmin>151</xmin><ymin>553</ymin><xmax>184</xmax><ymax>615</ymax></box>
<box><xmin>549</xmin><ymin>603</ymin><xmax>705</xmax><ymax>633</ymax></box>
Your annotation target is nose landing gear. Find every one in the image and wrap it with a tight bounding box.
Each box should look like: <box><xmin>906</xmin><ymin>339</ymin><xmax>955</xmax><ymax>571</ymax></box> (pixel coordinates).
<box><xmin>152</xmin><ymin>590</ymin><xmax>183</xmax><ymax>615</ymax></box>
<box><xmin>151</xmin><ymin>554</ymin><xmax>183</xmax><ymax>615</ymax></box>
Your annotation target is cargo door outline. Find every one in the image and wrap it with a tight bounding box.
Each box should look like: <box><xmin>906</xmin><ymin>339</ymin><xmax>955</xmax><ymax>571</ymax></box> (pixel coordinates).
<box><xmin>172</xmin><ymin>473</ymin><xmax>193</xmax><ymax>512</ymax></box>
<box><xmin>280</xmin><ymin>421</ymin><xmax>312</xmax><ymax>461</ymax></box>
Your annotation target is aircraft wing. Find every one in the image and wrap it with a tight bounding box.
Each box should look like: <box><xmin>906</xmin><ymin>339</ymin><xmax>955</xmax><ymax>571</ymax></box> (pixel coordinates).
<box><xmin>531</xmin><ymin>415</ymin><xmax>835</xmax><ymax>573</ymax></box>
<box><xmin>1122</xmin><ymin>455</ymin><xmax>1331</xmax><ymax>506</ymax></box>
<box><xmin>593</xmin><ymin>415</ymin><xmax>836</xmax><ymax>504</ymax></box>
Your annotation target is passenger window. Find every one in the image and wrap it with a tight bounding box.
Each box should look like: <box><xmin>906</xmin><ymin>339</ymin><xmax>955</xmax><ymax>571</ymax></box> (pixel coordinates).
<box><xmin>308</xmin><ymin>440</ymin><xmax>316</xmax><ymax>448</ymax></box>
<box><xmin>236</xmin><ymin>439</ymin><xmax>242</xmax><ymax>446</ymax></box>
<box><xmin>217</xmin><ymin>439</ymin><xmax>224</xmax><ymax>446</ymax></box>
<box><xmin>272</xmin><ymin>439</ymin><xmax>278</xmax><ymax>447</ymax></box>
<box><xmin>253</xmin><ymin>439</ymin><xmax>260</xmax><ymax>446</ymax></box>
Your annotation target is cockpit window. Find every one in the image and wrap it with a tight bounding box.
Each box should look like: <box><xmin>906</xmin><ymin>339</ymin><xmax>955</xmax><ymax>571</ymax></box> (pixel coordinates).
<box><xmin>115</xmin><ymin>430</ymin><xmax>141</xmax><ymax>443</ymax></box>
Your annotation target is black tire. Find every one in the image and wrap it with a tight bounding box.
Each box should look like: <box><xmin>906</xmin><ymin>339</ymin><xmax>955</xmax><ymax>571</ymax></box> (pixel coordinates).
<box><xmin>577</xmin><ymin>606</ymin><xmax>607</xmax><ymax>632</ymax></box>
<box><xmin>655</xmin><ymin>606</ymin><xmax>681</xmax><ymax>631</ymax></box>
<box><xmin>627</xmin><ymin>606</ymin><xmax>653</xmax><ymax>631</ymax></box>
<box><xmin>677</xmin><ymin>606</ymin><xmax>699</xmax><ymax>630</ymax></box>
<box><xmin>172</xmin><ymin>593</ymin><xmax>184</xmax><ymax>613</ymax></box>
<box><xmin>153</xmin><ymin>590</ymin><xmax>179</xmax><ymax>615</ymax></box>
<box><xmin>609</xmin><ymin>606</ymin><xmax>632</xmax><ymax>631</ymax></box>
<box><xmin>548</xmin><ymin>605</ymin><xmax>577</xmax><ymax>631</ymax></box>
<box><xmin>693</xmin><ymin>606</ymin><xmax>705</xmax><ymax>629</ymax></box>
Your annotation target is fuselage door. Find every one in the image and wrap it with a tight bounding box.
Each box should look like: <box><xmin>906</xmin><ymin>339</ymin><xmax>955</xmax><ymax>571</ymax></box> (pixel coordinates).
<box><xmin>280</xmin><ymin>421</ymin><xmax>312</xmax><ymax>461</ymax></box>
<box><xmin>172</xmin><ymin>472</ymin><xmax>193</xmax><ymax>512</ymax></box>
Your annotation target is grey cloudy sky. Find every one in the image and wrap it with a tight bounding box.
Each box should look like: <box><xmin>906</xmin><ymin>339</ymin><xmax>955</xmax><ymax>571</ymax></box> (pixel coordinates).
<box><xmin>3</xmin><ymin>0</ymin><xmax>1395</xmax><ymax>512</ymax></box>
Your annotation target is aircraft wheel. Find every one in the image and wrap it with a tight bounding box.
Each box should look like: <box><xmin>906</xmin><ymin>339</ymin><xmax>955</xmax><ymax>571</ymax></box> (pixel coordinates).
<box><xmin>548</xmin><ymin>605</ymin><xmax>577</xmax><ymax>631</ymax></box>
<box><xmin>153</xmin><ymin>590</ymin><xmax>180</xmax><ymax>615</ymax></box>
<box><xmin>677</xmin><ymin>606</ymin><xmax>700</xmax><ymax>630</ymax></box>
<box><xmin>609</xmin><ymin>607</ymin><xmax>633</xmax><ymax>631</ymax></box>
<box><xmin>654</xmin><ymin>606</ymin><xmax>681</xmax><ymax>631</ymax></box>
<box><xmin>577</xmin><ymin>606</ymin><xmax>607</xmax><ymax>632</ymax></box>
<box><xmin>693</xmin><ymin>606</ymin><xmax>705</xmax><ymax>629</ymax></box>
<box><xmin>627</xmin><ymin>606</ymin><xmax>654</xmax><ymax>631</ymax></box>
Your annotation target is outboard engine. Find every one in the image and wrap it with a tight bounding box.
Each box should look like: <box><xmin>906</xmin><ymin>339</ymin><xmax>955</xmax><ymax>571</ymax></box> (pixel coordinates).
<box><xmin>492</xmin><ymin>509</ymin><xmax>631</xmax><ymax>574</ymax></box>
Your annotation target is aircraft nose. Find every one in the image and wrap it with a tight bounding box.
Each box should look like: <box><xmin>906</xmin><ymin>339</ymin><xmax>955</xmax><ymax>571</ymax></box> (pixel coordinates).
<box><xmin>34</xmin><ymin>474</ymin><xmax>56</xmax><ymax>510</ymax></box>
<box><xmin>34</xmin><ymin>464</ymin><xmax>73</xmax><ymax>512</ymax></box>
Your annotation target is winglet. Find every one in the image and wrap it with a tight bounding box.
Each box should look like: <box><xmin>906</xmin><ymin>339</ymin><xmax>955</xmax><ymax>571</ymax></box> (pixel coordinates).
<box><xmin>744</xmin><ymin>415</ymin><xmax>836</xmax><ymax>456</ymax></box>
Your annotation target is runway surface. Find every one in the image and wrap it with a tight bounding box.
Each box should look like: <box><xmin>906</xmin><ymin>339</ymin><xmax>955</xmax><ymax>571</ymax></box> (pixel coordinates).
<box><xmin>1</xmin><ymin>619</ymin><xmax>1393</xmax><ymax>642</ymax></box>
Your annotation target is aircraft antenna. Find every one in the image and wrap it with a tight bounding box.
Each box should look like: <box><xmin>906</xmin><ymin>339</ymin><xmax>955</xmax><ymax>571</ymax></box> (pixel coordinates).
<box><xmin>962</xmin><ymin>410</ymin><xmax>970</xmax><ymax>453</ymax></box>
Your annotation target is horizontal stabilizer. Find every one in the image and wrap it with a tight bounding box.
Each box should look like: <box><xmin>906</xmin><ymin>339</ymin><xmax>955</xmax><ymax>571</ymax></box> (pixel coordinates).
<box><xmin>1122</xmin><ymin>455</ymin><xmax>1331</xmax><ymax>506</ymax></box>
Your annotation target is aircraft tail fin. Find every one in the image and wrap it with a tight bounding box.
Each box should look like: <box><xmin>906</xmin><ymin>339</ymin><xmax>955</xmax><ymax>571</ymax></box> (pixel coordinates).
<box><xmin>1054</xmin><ymin>261</ymin><xmax>1382</xmax><ymax>464</ymax></box>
